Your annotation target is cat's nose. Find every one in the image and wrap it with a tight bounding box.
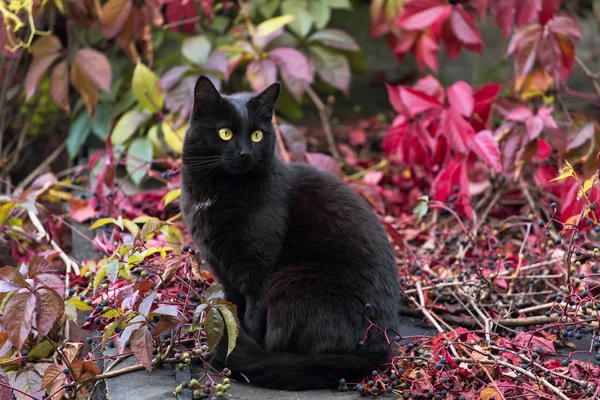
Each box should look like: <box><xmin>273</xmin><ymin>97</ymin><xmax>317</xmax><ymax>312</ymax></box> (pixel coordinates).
<box><xmin>238</xmin><ymin>150</ymin><xmax>251</xmax><ymax>159</ymax></box>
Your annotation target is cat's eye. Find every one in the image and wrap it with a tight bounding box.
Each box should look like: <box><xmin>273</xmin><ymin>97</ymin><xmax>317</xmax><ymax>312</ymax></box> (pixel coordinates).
<box><xmin>251</xmin><ymin>130</ymin><xmax>263</xmax><ymax>143</ymax></box>
<box><xmin>219</xmin><ymin>128</ymin><xmax>233</xmax><ymax>141</ymax></box>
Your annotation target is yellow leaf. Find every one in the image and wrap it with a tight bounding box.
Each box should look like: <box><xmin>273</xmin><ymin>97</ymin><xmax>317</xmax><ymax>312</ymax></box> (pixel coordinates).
<box><xmin>162</xmin><ymin>189</ymin><xmax>181</xmax><ymax>207</ymax></box>
<box><xmin>132</xmin><ymin>62</ymin><xmax>164</xmax><ymax>113</ymax></box>
<box><xmin>565</xmin><ymin>210</ymin><xmax>589</xmax><ymax>227</ymax></box>
<box><xmin>101</xmin><ymin>309</ymin><xmax>121</xmax><ymax>318</ymax></box>
<box><xmin>479</xmin><ymin>387</ymin><xmax>498</xmax><ymax>400</ymax></box>
<box><xmin>132</xmin><ymin>216</ymin><xmax>155</xmax><ymax>224</ymax></box>
<box><xmin>88</xmin><ymin>217</ymin><xmax>116</xmax><ymax>230</ymax></box>
<box><xmin>161</xmin><ymin>225</ymin><xmax>184</xmax><ymax>250</ymax></box>
<box><xmin>0</xmin><ymin>201</ymin><xmax>16</xmax><ymax>225</ymax></box>
<box><xmin>255</xmin><ymin>15</ymin><xmax>296</xmax><ymax>39</ymax></box>
<box><xmin>578</xmin><ymin>174</ymin><xmax>597</xmax><ymax>200</ymax></box>
<box><xmin>67</xmin><ymin>297</ymin><xmax>93</xmax><ymax>311</ymax></box>
<box><xmin>147</xmin><ymin>123</ymin><xmax>165</xmax><ymax>157</ymax></box>
<box><xmin>162</xmin><ymin>121</ymin><xmax>186</xmax><ymax>154</ymax></box>
<box><xmin>123</xmin><ymin>219</ymin><xmax>139</xmax><ymax>236</ymax></box>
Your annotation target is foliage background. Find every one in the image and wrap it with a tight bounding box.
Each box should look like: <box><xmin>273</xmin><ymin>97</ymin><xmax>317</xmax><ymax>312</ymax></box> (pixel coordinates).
<box><xmin>2</xmin><ymin>0</ymin><xmax>600</xmax><ymax>399</ymax></box>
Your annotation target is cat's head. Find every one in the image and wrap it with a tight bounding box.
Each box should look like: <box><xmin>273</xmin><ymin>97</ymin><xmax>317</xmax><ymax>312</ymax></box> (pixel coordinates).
<box><xmin>183</xmin><ymin>75</ymin><xmax>280</xmax><ymax>176</ymax></box>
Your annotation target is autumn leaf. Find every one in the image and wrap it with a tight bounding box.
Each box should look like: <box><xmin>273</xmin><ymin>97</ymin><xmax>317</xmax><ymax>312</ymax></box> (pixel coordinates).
<box><xmin>205</xmin><ymin>307</ymin><xmax>225</xmax><ymax>352</ymax></box>
<box><xmin>446</xmin><ymin>81</ymin><xmax>473</xmax><ymax>117</ymax></box>
<box><xmin>111</xmin><ymin>110</ymin><xmax>151</xmax><ymax>145</ymax></box>
<box><xmin>50</xmin><ymin>61</ymin><xmax>70</xmax><ymax>112</ymax></box>
<box><xmin>246</xmin><ymin>59</ymin><xmax>277</xmax><ymax>93</ymax></box>
<box><xmin>25</xmin><ymin>35</ymin><xmax>63</xmax><ymax>100</ymax></box>
<box><xmin>132</xmin><ymin>62</ymin><xmax>164</xmax><ymax>113</ymax></box>
<box><xmin>131</xmin><ymin>327</ymin><xmax>154</xmax><ymax>372</ymax></box>
<box><xmin>0</xmin><ymin>266</ymin><xmax>29</xmax><ymax>293</ymax></box>
<box><xmin>70</xmin><ymin>56</ymin><xmax>99</xmax><ymax>117</ymax></box>
<box><xmin>4</xmin><ymin>291</ymin><xmax>36</xmax><ymax>350</ymax></box>
<box><xmin>35</xmin><ymin>288</ymin><xmax>64</xmax><ymax>337</ymax></box>
<box><xmin>308</xmin><ymin>29</ymin><xmax>360</xmax><ymax>51</ymax></box>
<box><xmin>310</xmin><ymin>46</ymin><xmax>351</xmax><ymax>94</ymax></box>
<box><xmin>162</xmin><ymin>189</ymin><xmax>181</xmax><ymax>207</ymax></box>
<box><xmin>41</xmin><ymin>365</ymin><xmax>64</xmax><ymax>390</ymax></box>
<box><xmin>215</xmin><ymin>304</ymin><xmax>240</xmax><ymax>358</ymax></box>
<box><xmin>100</xmin><ymin>0</ymin><xmax>132</xmax><ymax>39</ymax></box>
<box><xmin>470</xmin><ymin>130</ymin><xmax>502</xmax><ymax>173</ymax></box>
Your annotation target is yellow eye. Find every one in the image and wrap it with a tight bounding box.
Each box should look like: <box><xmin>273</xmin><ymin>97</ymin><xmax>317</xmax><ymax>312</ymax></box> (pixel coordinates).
<box><xmin>219</xmin><ymin>128</ymin><xmax>233</xmax><ymax>141</ymax></box>
<box><xmin>251</xmin><ymin>130</ymin><xmax>263</xmax><ymax>143</ymax></box>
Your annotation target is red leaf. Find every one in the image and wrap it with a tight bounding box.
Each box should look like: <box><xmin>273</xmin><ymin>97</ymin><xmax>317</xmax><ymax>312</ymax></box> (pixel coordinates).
<box><xmin>165</xmin><ymin>0</ymin><xmax>197</xmax><ymax>33</ymax></box>
<box><xmin>431</xmin><ymin>158</ymin><xmax>473</xmax><ymax>219</ymax></box>
<box><xmin>268</xmin><ymin>47</ymin><xmax>312</xmax><ymax>81</ymax></box>
<box><xmin>441</xmin><ymin>108</ymin><xmax>475</xmax><ymax>154</ymax></box>
<box><xmin>131</xmin><ymin>327</ymin><xmax>154</xmax><ymax>372</ymax></box>
<box><xmin>0</xmin><ymin>266</ymin><xmax>30</xmax><ymax>293</ymax></box>
<box><xmin>412</xmin><ymin>75</ymin><xmax>444</xmax><ymax>100</ymax></box>
<box><xmin>35</xmin><ymin>288</ymin><xmax>64</xmax><ymax>337</ymax></box>
<box><xmin>512</xmin><ymin>332</ymin><xmax>556</xmax><ymax>354</ymax></box>
<box><xmin>400</xmin><ymin>87</ymin><xmax>442</xmax><ymax>117</ymax></box>
<box><xmin>25</xmin><ymin>35</ymin><xmax>63</xmax><ymax>100</ymax></box>
<box><xmin>305</xmin><ymin>152</ymin><xmax>343</xmax><ymax>178</ymax></box>
<box><xmin>74</xmin><ymin>48</ymin><xmax>112</xmax><ymax>93</ymax></box>
<box><xmin>0</xmin><ymin>369</ymin><xmax>12</xmax><ymax>399</ymax></box>
<box><xmin>69</xmin><ymin>197</ymin><xmax>95</xmax><ymax>223</ymax></box>
<box><xmin>470</xmin><ymin>130</ymin><xmax>502</xmax><ymax>172</ymax></box>
<box><xmin>100</xmin><ymin>0</ymin><xmax>132</xmax><ymax>39</ymax></box>
<box><xmin>383</xmin><ymin>117</ymin><xmax>407</xmax><ymax>158</ymax></box>
<box><xmin>246</xmin><ymin>59</ymin><xmax>277</xmax><ymax>93</ymax></box>
<box><xmin>415</xmin><ymin>30</ymin><xmax>440</xmax><ymax>73</ymax></box>
<box><xmin>446</xmin><ymin>81</ymin><xmax>474</xmax><ymax>117</ymax></box>
<box><xmin>507</xmin><ymin>24</ymin><xmax>542</xmax><ymax>77</ymax></box>
<box><xmin>4</xmin><ymin>291</ymin><xmax>36</xmax><ymax>350</ymax></box>
<box><xmin>397</xmin><ymin>4</ymin><xmax>451</xmax><ymax>30</ymax></box>
<box><xmin>548</xmin><ymin>15</ymin><xmax>581</xmax><ymax>39</ymax></box>
<box><xmin>539</xmin><ymin>0</ymin><xmax>560</xmax><ymax>25</ymax></box>
<box><xmin>450</xmin><ymin>7</ymin><xmax>482</xmax><ymax>46</ymax></box>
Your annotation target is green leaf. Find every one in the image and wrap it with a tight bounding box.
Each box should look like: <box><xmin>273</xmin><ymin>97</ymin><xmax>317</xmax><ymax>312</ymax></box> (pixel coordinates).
<box><xmin>214</xmin><ymin>304</ymin><xmax>239</xmax><ymax>358</ymax></box>
<box><xmin>259</xmin><ymin>0</ymin><xmax>281</xmax><ymax>18</ymax></box>
<box><xmin>106</xmin><ymin>259</ymin><xmax>119</xmax><ymax>284</ymax></box>
<box><xmin>92</xmin><ymin>102</ymin><xmax>113</xmax><ymax>140</ymax></box>
<box><xmin>322</xmin><ymin>0</ymin><xmax>352</xmax><ymax>9</ymax></box>
<box><xmin>193</xmin><ymin>303</ymin><xmax>208</xmax><ymax>324</ymax></box>
<box><xmin>310</xmin><ymin>46</ymin><xmax>351</xmax><ymax>94</ymax></box>
<box><xmin>281</xmin><ymin>1</ymin><xmax>312</xmax><ymax>37</ymax></box>
<box><xmin>132</xmin><ymin>62</ymin><xmax>164</xmax><ymax>113</ymax></box>
<box><xmin>111</xmin><ymin>110</ymin><xmax>151</xmax><ymax>145</ymax></box>
<box><xmin>102</xmin><ymin>321</ymin><xmax>118</xmax><ymax>349</ymax></box>
<box><xmin>29</xmin><ymin>340</ymin><xmax>54</xmax><ymax>359</ymax></box>
<box><xmin>254</xmin><ymin>14</ymin><xmax>296</xmax><ymax>39</ymax></box>
<box><xmin>181</xmin><ymin>35</ymin><xmax>212</xmax><ymax>65</ymax></box>
<box><xmin>93</xmin><ymin>264</ymin><xmax>108</xmax><ymax>289</ymax></box>
<box><xmin>126</xmin><ymin>137</ymin><xmax>153</xmax><ymax>185</ymax></box>
<box><xmin>0</xmin><ymin>201</ymin><xmax>16</xmax><ymax>226</ymax></box>
<box><xmin>141</xmin><ymin>219</ymin><xmax>165</xmax><ymax>239</ymax></box>
<box><xmin>67</xmin><ymin>111</ymin><xmax>92</xmax><ymax>159</ymax></box>
<box><xmin>309</xmin><ymin>29</ymin><xmax>361</xmax><ymax>51</ymax></box>
<box><xmin>413</xmin><ymin>196</ymin><xmax>429</xmax><ymax>222</ymax></box>
<box><xmin>205</xmin><ymin>308</ymin><xmax>225</xmax><ymax>352</ymax></box>
<box><xmin>308</xmin><ymin>1</ymin><xmax>331</xmax><ymax>30</ymax></box>
<box><xmin>205</xmin><ymin>283</ymin><xmax>225</xmax><ymax>302</ymax></box>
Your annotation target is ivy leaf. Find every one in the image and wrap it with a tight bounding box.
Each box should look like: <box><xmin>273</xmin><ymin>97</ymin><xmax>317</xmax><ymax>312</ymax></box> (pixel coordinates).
<box><xmin>29</xmin><ymin>340</ymin><xmax>54</xmax><ymax>359</ymax></box>
<box><xmin>106</xmin><ymin>259</ymin><xmax>119</xmax><ymax>284</ymax></box>
<box><xmin>0</xmin><ymin>201</ymin><xmax>15</xmax><ymax>226</ymax></box>
<box><xmin>470</xmin><ymin>130</ymin><xmax>502</xmax><ymax>173</ymax></box>
<box><xmin>49</xmin><ymin>61</ymin><xmax>70</xmax><ymax>113</ymax></box>
<box><xmin>281</xmin><ymin>0</ymin><xmax>313</xmax><ymax>38</ymax></box>
<box><xmin>193</xmin><ymin>304</ymin><xmax>208</xmax><ymax>324</ymax></box>
<box><xmin>254</xmin><ymin>15</ymin><xmax>296</xmax><ymax>48</ymax></box>
<box><xmin>130</xmin><ymin>327</ymin><xmax>153</xmax><ymax>372</ymax></box>
<box><xmin>181</xmin><ymin>35</ymin><xmax>212</xmax><ymax>65</ymax></box>
<box><xmin>100</xmin><ymin>0</ymin><xmax>132</xmax><ymax>39</ymax></box>
<box><xmin>246</xmin><ymin>59</ymin><xmax>277</xmax><ymax>92</ymax></box>
<box><xmin>111</xmin><ymin>110</ymin><xmax>150</xmax><ymax>145</ymax></box>
<box><xmin>138</xmin><ymin>290</ymin><xmax>156</xmax><ymax>318</ymax></box>
<box><xmin>446</xmin><ymin>81</ymin><xmax>474</xmax><ymax>117</ymax></box>
<box><xmin>41</xmin><ymin>364</ymin><xmax>64</xmax><ymax>390</ymax></box>
<box><xmin>13</xmin><ymin>368</ymin><xmax>43</xmax><ymax>400</ymax></box>
<box><xmin>162</xmin><ymin>189</ymin><xmax>181</xmax><ymax>207</ymax></box>
<box><xmin>102</xmin><ymin>321</ymin><xmax>119</xmax><ymax>349</ymax></box>
<box><xmin>0</xmin><ymin>369</ymin><xmax>12</xmax><ymax>399</ymax></box>
<box><xmin>162</xmin><ymin>121</ymin><xmax>187</xmax><ymax>154</ymax></box>
<box><xmin>25</xmin><ymin>35</ymin><xmax>63</xmax><ymax>100</ymax></box>
<box><xmin>413</xmin><ymin>196</ymin><xmax>429</xmax><ymax>222</ymax></box>
<box><xmin>141</xmin><ymin>219</ymin><xmax>165</xmax><ymax>239</ymax></box>
<box><xmin>310</xmin><ymin>46</ymin><xmax>351</xmax><ymax>94</ymax></box>
<box><xmin>308</xmin><ymin>29</ymin><xmax>360</xmax><ymax>52</ymax></box>
<box><xmin>0</xmin><ymin>266</ymin><xmax>30</xmax><ymax>293</ymax></box>
<box><xmin>74</xmin><ymin>49</ymin><xmax>112</xmax><ymax>93</ymax></box>
<box><xmin>268</xmin><ymin>48</ymin><xmax>312</xmax><ymax>81</ymax></box>
<box><xmin>310</xmin><ymin>2</ymin><xmax>331</xmax><ymax>30</ymax></box>
<box><xmin>4</xmin><ymin>291</ymin><xmax>36</xmax><ymax>350</ymax></box>
<box><xmin>205</xmin><ymin>308</ymin><xmax>225</xmax><ymax>352</ymax></box>
<box><xmin>322</xmin><ymin>0</ymin><xmax>352</xmax><ymax>8</ymax></box>
<box><xmin>132</xmin><ymin>63</ymin><xmax>164</xmax><ymax>113</ymax></box>
<box><xmin>205</xmin><ymin>283</ymin><xmax>225</xmax><ymax>302</ymax></box>
<box><xmin>214</xmin><ymin>304</ymin><xmax>240</xmax><ymax>358</ymax></box>
<box><xmin>152</xmin><ymin>305</ymin><xmax>180</xmax><ymax>318</ymax></box>
<box><xmin>66</xmin><ymin>111</ymin><xmax>92</xmax><ymax>159</ymax></box>
<box><xmin>35</xmin><ymin>288</ymin><xmax>64</xmax><ymax>337</ymax></box>
<box><xmin>92</xmin><ymin>103</ymin><xmax>113</xmax><ymax>140</ymax></box>
<box><xmin>126</xmin><ymin>137</ymin><xmax>153</xmax><ymax>185</ymax></box>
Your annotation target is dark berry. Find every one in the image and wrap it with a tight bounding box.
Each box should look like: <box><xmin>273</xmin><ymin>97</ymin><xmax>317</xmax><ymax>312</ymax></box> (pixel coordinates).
<box><xmin>435</xmin><ymin>363</ymin><xmax>443</xmax><ymax>370</ymax></box>
<box><xmin>551</xmin><ymin>202</ymin><xmax>557</xmax><ymax>209</ymax></box>
<box><xmin>182</xmin><ymin>245</ymin><xmax>191</xmax><ymax>252</ymax></box>
<box><xmin>107</xmin><ymin>339</ymin><xmax>115</xmax><ymax>348</ymax></box>
<box><xmin>86</xmin><ymin>337</ymin><xmax>93</xmax><ymax>344</ymax></box>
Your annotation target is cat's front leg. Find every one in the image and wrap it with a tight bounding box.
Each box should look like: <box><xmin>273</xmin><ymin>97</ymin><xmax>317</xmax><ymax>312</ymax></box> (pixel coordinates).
<box><xmin>243</xmin><ymin>293</ymin><xmax>268</xmax><ymax>343</ymax></box>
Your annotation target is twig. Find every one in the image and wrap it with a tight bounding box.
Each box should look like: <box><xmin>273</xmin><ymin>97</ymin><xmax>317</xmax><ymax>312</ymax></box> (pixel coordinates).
<box><xmin>575</xmin><ymin>55</ymin><xmax>600</xmax><ymax>94</ymax></box>
<box><xmin>16</xmin><ymin>142</ymin><xmax>66</xmax><ymax>191</ymax></box>
<box><xmin>272</xmin><ymin>114</ymin><xmax>290</xmax><ymax>163</ymax></box>
<box><xmin>305</xmin><ymin>86</ymin><xmax>342</xmax><ymax>162</ymax></box>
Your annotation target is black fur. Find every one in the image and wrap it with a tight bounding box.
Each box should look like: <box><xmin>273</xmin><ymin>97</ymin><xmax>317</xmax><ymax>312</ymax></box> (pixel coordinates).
<box><xmin>180</xmin><ymin>76</ymin><xmax>401</xmax><ymax>390</ymax></box>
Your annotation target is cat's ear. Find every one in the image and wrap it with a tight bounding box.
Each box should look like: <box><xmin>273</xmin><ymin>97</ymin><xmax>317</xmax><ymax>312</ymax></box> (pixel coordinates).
<box><xmin>252</xmin><ymin>82</ymin><xmax>281</xmax><ymax>114</ymax></box>
<box><xmin>193</xmin><ymin>76</ymin><xmax>222</xmax><ymax>111</ymax></box>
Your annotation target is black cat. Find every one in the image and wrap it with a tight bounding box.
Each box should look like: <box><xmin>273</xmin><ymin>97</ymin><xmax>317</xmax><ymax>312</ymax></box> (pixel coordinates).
<box><xmin>180</xmin><ymin>76</ymin><xmax>401</xmax><ymax>390</ymax></box>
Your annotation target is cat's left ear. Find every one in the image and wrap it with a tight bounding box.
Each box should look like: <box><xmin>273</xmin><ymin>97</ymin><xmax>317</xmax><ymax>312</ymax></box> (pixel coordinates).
<box><xmin>193</xmin><ymin>75</ymin><xmax>222</xmax><ymax>111</ymax></box>
<box><xmin>252</xmin><ymin>82</ymin><xmax>281</xmax><ymax>114</ymax></box>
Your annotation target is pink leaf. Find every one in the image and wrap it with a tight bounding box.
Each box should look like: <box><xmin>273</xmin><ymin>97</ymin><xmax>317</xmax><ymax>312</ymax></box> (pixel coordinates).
<box><xmin>470</xmin><ymin>130</ymin><xmax>502</xmax><ymax>172</ymax></box>
<box><xmin>305</xmin><ymin>152</ymin><xmax>343</xmax><ymax>178</ymax></box>
<box><xmin>397</xmin><ymin>5</ymin><xmax>452</xmax><ymax>30</ymax></box>
<box><xmin>246</xmin><ymin>59</ymin><xmax>277</xmax><ymax>93</ymax></box>
<box><xmin>450</xmin><ymin>7</ymin><xmax>483</xmax><ymax>46</ymax></box>
<box><xmin>412</xmin><ymin>75</ymin><xmax>444</xmax><ymax>101</ymax></box>
<box><xmin>35</xmin><ymin>288</ymin><xmax>64</xmax><ymax>337</ymax></box>
<box><xmin>441</xmin><ymin>108</ymin><xmax>475</xmax><ymax>154</ymax></box>
<box><xmin>131</xmin><ymin>326</ymin><xmax>154</xmax><ymax>372</ymax></box>
<box><xmin>548</xmin><ymin>15</ymin><xmax>581</xmax><ymax>39</ymax></box>
<box><xmin>4</xmin><ymin>292</ymin><xmax>36</xmax><ymax>350</ymax></box>
<box><xmin>399</xmin><ymin>87</ymin><xmax>442</xmax><ymax>117</ymax></box>
<box><xmin>386</xmin><ymin>85</ymin><xmax>407</xmax><ymax>115</ymax></box>
<box><xmin>526</xmin><ymin>116</ymin><xmax>544</xmax><ymax>139</ymax></box>
<box><xmin>415</xmin><ymin>29</ymin><xmax>440</xmax><ymax>73</ymax></box>
<box><xmin>447</xmin><ymin>81</ymin><xmax>474</xmax><ymax>117</ymax></box>
<box><xmin>204</xmin><ymin>50</ymin><xmax>229</xmax><ymax>80</ymax></box>
<box><xmin>537</xmin><ymin>106</ymin><xmax>557</xmax><ymax>128</ymax></box>
<box><xmin>268</xmin><ymin>48</ymin><xmax>312</xmax><ymax>81</ymax></box>
<box><xmin>568</xmin><ymin>123</ymin><xmax>595</xmax><ymax>151</ymax></box>
<box><xmin>506</xmin><ymin>107</ymin><xmax>533</xmax><ymax>121</ymax></box>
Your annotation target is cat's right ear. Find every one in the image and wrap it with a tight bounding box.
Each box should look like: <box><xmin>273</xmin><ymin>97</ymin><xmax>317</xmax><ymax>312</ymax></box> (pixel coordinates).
<box><xmin>193</xmin><ymin>76</ymin><xmax>222</xmax><ymax>111</ymax></box>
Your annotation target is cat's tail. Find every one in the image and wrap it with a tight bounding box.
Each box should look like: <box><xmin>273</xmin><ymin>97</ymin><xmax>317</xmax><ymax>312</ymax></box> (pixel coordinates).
<box><xmin>220</xmin><ymin>331</ymin><xmax>389</xmax><ymax>391</ymax></box>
